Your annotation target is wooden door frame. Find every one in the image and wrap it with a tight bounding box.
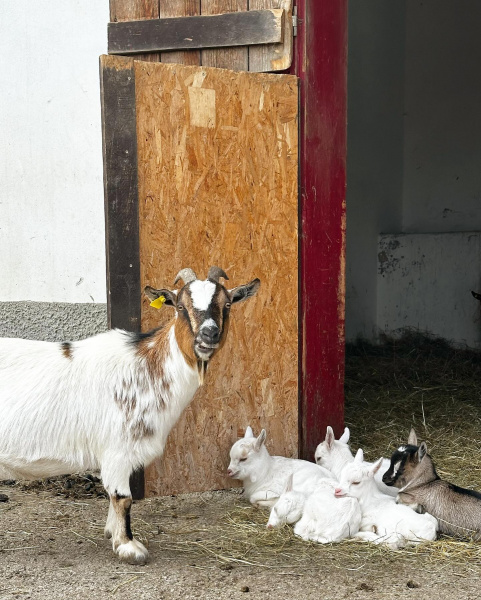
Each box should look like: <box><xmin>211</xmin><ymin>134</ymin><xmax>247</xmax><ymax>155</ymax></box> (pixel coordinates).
<box><xmin>292</xmin><ymin>0</ymin><xmax>347</xmax><ymax>459</ymax></box>
<box><xmin>102</xmin><ymin>0</ymin><xmax>348</xmax><ymax>495</ymax></box>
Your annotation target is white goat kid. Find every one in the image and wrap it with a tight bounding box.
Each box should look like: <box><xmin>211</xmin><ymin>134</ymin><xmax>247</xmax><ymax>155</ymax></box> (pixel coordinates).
<box><xmin>294</xmin><ymin>478</ymin><xmax>362</xmax><ymax>544</ymax></box>
<box><xmin>0</xmin><ymin>266</ymin><xmax>260</xmax><ymax>564</ymax></box>
<box><xmin>266</xmin><ymin>474</ymin><xmax>361</xmax><ymax>544</ymax></box>
<box><xmin>336</xmin><ymin>449</ymin><xmax>438</xmax><ymax>549</ymax></box>
<box><xmin>227</xmin><ymin>427</ymin><xmax>333</xmax><ymax>508</ymax></box>
<box><xmin>315</xmin><ymin>426</ymin><xmax>397</xmax><ymax>497</ymax></box>
<box><xmin>266</xmin><ymin>474</ymin><xmax>305</xmax><ymax>528</ymax></box>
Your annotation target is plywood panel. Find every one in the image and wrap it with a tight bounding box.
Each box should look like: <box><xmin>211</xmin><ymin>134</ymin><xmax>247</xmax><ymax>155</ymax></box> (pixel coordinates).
<box><xmin>134</xmin><ymin>60</ymin><xmax>298</xmax><ymax>495</ymax></box>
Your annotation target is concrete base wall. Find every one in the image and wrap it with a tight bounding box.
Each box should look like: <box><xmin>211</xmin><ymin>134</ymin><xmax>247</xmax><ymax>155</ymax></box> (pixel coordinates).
<box><xmin>0</xmin><ymin>302</ymin><xmax>107</xmax><ymax>342</ymax></box>
<box><xmin>377</xmin><ymin>232</ymin><xmax>481</xmax><ymax>349</ymax></box>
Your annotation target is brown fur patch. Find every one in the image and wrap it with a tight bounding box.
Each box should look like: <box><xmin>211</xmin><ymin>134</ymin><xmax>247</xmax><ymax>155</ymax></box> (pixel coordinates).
<box><xmin>61</xmin><ymin>342</ymin><xmax>72</xmax><ymax>359</ymax></box>
<box><xmin>111</xmin><ymin>494</ymin><xmax>133</xmax><ymax>545</ymax></box>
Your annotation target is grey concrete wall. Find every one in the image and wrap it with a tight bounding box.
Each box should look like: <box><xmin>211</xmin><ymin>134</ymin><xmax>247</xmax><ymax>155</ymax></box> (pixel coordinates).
<box><xmin>345</xmin><ymin>1</ymin><xmax>406</xmax><ymax>340</ymax></box>
<box><xmin>403</xmin><ymin>1</ymin><xmax>481</xmax><ymax>233</ymax></box>
<box><xmin>0</xmin><ymin>302</ymin><xmax>107</xmax><ymax>342</ymax></box>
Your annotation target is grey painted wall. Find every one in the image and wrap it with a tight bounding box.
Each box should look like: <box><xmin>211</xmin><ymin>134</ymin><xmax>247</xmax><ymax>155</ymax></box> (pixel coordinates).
<box><xmin>346</xmin><ymin>0</ymin><xmax>405</xmax><ymax>340</ymax></box>
<box><xmin>346</xmin><ymin>0</ymin><xmax>481</xmax><ymax>346</ymax></box>
<box><xmin>403</xmin><ymin>1</ymin><xmax>481</xmax><ymax>233</ymax></box>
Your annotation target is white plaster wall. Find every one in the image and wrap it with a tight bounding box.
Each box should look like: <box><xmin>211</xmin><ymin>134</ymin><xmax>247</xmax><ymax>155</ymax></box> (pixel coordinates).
<box><xmin>0</xmin><ymin>0</ymin><xmax>109</xmax><ymax>303</ymax></box>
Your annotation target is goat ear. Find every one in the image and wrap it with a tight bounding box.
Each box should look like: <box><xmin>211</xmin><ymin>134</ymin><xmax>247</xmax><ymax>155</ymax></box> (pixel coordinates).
<box><xmin>418</xmin><ymin>441</ymin><xmax>428</xmax><ymax>461</ymax></box>
<box><xmin>354</xmin><ymin>448</ymin><xmax>364</xmax><ymax>463</ymax></box>
<box><xmin>244</xmin><ymin>426</ymin><xmax>254</xmax><ymax>439</ymax></box>
<box><xmin>144</xmin><ymin>286</ymin><xmax>177</xmax><ymax>306</ymax></box>
<box><xmin>408</xmin><ymin>428</ymin><xmax>418</xmax><ymax>446</ymax></box>
<box><xmin>339</xmin><ymin>427</ymin><xmax>350</xmax><ymax>444</ymax></box>
<box><xmin>284</xmin><ymin>473</ymin><xmax>294</xmax><ymax>493</ymax></box>
<box><xmin>229</xmin><ymin>278</ymin><xmax>261</xmax><ymax>304</ymax></box>
<box><xmin>325</xmin><ymin>426</ymin><xmax>335</xmax><ymax>450</ymax></box>
<box><xmin>255</xmin><ymin>429</ymin><xmax>267</xmax><ymax>451</ymax></box>
<box><xmin>371</xmin><ymin>457</ymin><xmax>384</xmax><ymax>476</ymax></box>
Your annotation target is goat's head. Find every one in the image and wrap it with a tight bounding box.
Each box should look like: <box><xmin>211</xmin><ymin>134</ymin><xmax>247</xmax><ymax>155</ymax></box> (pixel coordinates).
<box><xmin>314</xmin><ymin>425</ymin><xmax>351</xmax><ymax>468</ymax></box>
<box><xmin>266</xmin><ymin>474</ymin><xmax>304</xmax><ymax>529</ymax></box>
<box><xmin>145</xmin><ymin>266</ymin><xmax>260</xmax><ymax>371</ymax></box>
<box><xmin>335</xmin><ymin>448</ymin><xmax>383</xmax><ymax>499</ymax></box>
<box><xmin>382</xmin><ymin>428</ymin><xmax>426</xmax><ymax>489</ymax></box>
<box><xmin>227</xmin><ymin>426</ymin><xmax>268</xmax><ymax>482</ymax></box>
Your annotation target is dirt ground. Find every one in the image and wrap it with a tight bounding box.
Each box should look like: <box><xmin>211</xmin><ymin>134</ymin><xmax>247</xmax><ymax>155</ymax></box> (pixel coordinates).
<box><xmin>1</xmin><ymin>481</ymin><xmax>480</xmax><ymax>600</ymax></box>
<box><xmin>2</xmin><ymin>336</ymin><xmax>481</xmax><ymax>599</ymax></box>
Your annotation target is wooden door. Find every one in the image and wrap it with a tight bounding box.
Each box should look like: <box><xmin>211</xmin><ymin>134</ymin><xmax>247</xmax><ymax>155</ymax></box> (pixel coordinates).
<box><xmin>101</xmin><ymin>55</ymin><xmax>298</xmax><ymax>495</ymax></box>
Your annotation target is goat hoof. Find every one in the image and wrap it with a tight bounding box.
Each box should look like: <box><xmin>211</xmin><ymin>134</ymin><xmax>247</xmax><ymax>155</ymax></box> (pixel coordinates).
<box><xmin>116</xmin><ymin>539</ymin><xmax>149</xmax><ymax>565</ymax></box>
<box><xmin>104</xmin><ymin>529</ymin><xmax>112</xmax><ymax>540</ymax></box>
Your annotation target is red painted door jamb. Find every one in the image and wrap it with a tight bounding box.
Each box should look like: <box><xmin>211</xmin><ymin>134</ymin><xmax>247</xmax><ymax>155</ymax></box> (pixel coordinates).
<box><xmin>291</xmin><ymin>0</ymin><xmax>348</xmax><ymax>459</ymax></box>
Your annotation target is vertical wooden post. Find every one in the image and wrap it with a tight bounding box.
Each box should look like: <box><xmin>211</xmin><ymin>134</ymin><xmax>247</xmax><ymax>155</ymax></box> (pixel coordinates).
<box><xmin>100</xmin><ymin>55</ymin><xmax>144</xmax><ymax>500</ymax></box>
<box><xmin>294</xmin><ymin>0</ymin><xmax>348</xmax><ymax>458</ymax></box>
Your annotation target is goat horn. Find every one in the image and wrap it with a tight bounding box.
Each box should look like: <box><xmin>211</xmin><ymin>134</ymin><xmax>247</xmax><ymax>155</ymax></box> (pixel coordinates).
<box><xmin>174</xmin><ymin>268</ymin><xmax>197</xmax><ymax>285</ymax></box>
<box><xmin>207</xmin><ymin>266</ymin><xmax>229</xmax><ymax>282</ymax></box>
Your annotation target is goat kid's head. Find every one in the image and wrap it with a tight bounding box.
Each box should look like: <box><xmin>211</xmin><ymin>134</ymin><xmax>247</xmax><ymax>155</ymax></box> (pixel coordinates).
<box><xmin>382</xmin><ymin>428</ymin><xmax>427</xmax><ymax>489</ymax></box>
<box><xmin>314</xmin><ymin>425</ymin><xmax>351</xmax><ymax>468</ymax></box>
<box><xmin>335</xmin><ymin>449</ymin><xmax>383</xmax><ymax>499</ymax></box>
<box><xmin>266</xmin><ymin>474</ymin><xmax>304</xmax><ymax>529</ymax></box>
<box><xmin>145</xmin><ymin>266</ymin><xmax>260</xmax><ymax>372</ymax></box>
<box><xmin>227</xmin><ymin>426</ymin><xmax>267</xmax><ymax>482</ymax></box>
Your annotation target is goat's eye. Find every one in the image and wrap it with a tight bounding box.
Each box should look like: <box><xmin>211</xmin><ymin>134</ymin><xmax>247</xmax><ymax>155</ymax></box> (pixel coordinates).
<box><xmin>239</xmin><ymin>457</ymin><xmax>247</xmax><ymax>462</ymax></box>
<box><xmin>177</xmin><ymin>304</ymin><xmax>184</xmax><ymax>311</ymax></box>
<box><xmin>351</xmin><ymin>482</ymin><xmax>360</xmax><ymax>485</ymax></box>
<box><xmin>225</xmin><ymin>302</ymin><xmax>232</xmax><ymax>309</ymax></box>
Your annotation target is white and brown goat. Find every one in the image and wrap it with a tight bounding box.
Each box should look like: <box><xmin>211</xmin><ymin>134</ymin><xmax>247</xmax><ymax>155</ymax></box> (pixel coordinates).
<box><xmin>0</xmin><ymin>266</ymin><xmax>259</xmax><ymax>563</ymax></box>
<box><xmin>382</xmin><ymin>429</ymin><xmax>481</xmax><ymax>540</ymax></box>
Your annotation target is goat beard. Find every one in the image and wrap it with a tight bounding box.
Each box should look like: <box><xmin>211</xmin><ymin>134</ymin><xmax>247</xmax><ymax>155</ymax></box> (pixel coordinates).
<box><xmin>197</xmin><ymin>359</ymin><xmax>207</xmax><ymax>386</ymax></box>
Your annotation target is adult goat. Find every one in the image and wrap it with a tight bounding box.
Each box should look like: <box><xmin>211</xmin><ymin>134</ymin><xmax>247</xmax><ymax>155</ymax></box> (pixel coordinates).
<box><xmin>0</xmin><ymin>266</ymin><xmax>260</xmax><ymax>563</ymax></box>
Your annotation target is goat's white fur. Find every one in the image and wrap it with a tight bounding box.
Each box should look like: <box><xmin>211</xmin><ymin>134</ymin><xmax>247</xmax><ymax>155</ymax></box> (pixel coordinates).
<box><xmin>293</xmin><ymin>478</ymin><xmax>362</xmax><ymax>544</ymax></box>
<box><xmin>227</xmin><ymin>427</ymin><xmax>334</xmax><ymax>508</ymax></box>
<box><xmin>0</xmin><ymin>270</ymin><xmax>260</xmax><ymax>564</ymax></box>
<box><xmin>336</xmin><ymin>449</ymin><xmax>438</xmax><ymax>549</ymax></box>
<box><xmin>267</xmin><ymin>475</ymin><xmax>362</xmax><ymax>544</ymax></box>
<box><xmin>314</xmin><ymin>426</ymin><xmax>397</xmax><ymax>497</ymax></box>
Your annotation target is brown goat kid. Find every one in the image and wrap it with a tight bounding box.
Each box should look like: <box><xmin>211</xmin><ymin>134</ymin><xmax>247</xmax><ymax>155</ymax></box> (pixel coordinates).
<box><xmin>382</xmin><ymin>429</ymin><xmax>481</xmax><ymax>540</ymax></box>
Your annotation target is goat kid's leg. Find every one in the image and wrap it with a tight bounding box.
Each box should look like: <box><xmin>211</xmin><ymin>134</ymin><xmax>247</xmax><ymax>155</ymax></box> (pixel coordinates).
<box><xmin>101</xmin><ymin>462</ymin><xmax>148</xmax><ymax>564</ymax></box>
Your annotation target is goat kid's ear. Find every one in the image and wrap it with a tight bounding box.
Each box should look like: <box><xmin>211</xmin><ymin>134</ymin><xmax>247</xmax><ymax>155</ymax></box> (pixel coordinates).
<box><xmin>325</xmin><ymin>426</ymin><xmax>335</xmax><ymax>450</ymax></box>
<box><xmin>339</xmin><ymin>427</ymin><xmax>350</xmax><ymax>444</ymax></box>
<box><xmin>144</xmin><ymin>286</ymin><xmax>178</xmax><ymax>306</ymax></box>
<box><xmin>408</xmin><ymin>428</ymin><xmax>418</xmax><ymax>446</ymax></box>
<box><xmin>371</xmin><ymin>457</ymin><xmax>384</xmax><ymax>476</ymax></box>
<box><xmin>418</xmin><ymin>441</ymin><xmax>428</xmax><ymax>462</ymax></box>
<box><xmin>244</xmin><ymin>426</ymin><xmax>254</xmax><ymax>439</ymax></box>
<box><xmin>284</xmin><ymin>473</ymin><xmax>294</xmax><ymax>493</ymax></box>
<box><xmin>354</xmin><ymin>448</ymin><xmax>364</xmax><ymax>463</ymax></box>
<box><xmin>229</xmin><ymin>278</ymin><xmax>261</xmax><ymax>304</ymax></box>
<box><xmin>254</xmin><ymin>428</ymin><xmax>267</xmax><ymax>451</ymax></box>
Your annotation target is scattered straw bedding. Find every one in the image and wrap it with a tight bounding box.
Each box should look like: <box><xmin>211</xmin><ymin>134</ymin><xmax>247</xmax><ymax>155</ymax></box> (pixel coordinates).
<box><xmin>3</xmin><ymin>332</ymin><xmax>481</xmax><ymax>570</ymax></box>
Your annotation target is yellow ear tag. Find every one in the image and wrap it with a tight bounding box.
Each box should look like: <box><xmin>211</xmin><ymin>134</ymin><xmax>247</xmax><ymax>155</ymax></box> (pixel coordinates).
<box><xmin>150</xmin><ymin>295</ymin><xmax>166</xmax><ymax>309</ymax></box>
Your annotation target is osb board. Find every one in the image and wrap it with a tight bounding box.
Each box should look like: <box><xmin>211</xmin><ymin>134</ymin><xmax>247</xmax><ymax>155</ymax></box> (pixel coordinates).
<box><xmin>134</xmin><ymin>60</ymin><xmax>298</xmax><ymax>495</ymax></box>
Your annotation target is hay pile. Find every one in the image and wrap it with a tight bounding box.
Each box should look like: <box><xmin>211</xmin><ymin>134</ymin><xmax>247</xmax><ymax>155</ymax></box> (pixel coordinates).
<box><xmin>159</xmin><ymin>332</ymin><xmax>481</xmax><ymax>570</ymax></box>
<box><xmin>345</xmin><ymin>332</ymin><xmax>481</xmax><ymax>489</ymax></box>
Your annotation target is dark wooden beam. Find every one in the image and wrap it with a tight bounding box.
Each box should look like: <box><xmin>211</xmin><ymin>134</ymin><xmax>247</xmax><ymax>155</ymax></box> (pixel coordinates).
<box><xmin>100</xmin><ymin>55</ymin><xmax>144</xmax><ymax>500</ymax></box>
<box><xmin>108</xmin><ymin>9</ymin><xmax>284</xmax><ymax>55</ymax></box>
